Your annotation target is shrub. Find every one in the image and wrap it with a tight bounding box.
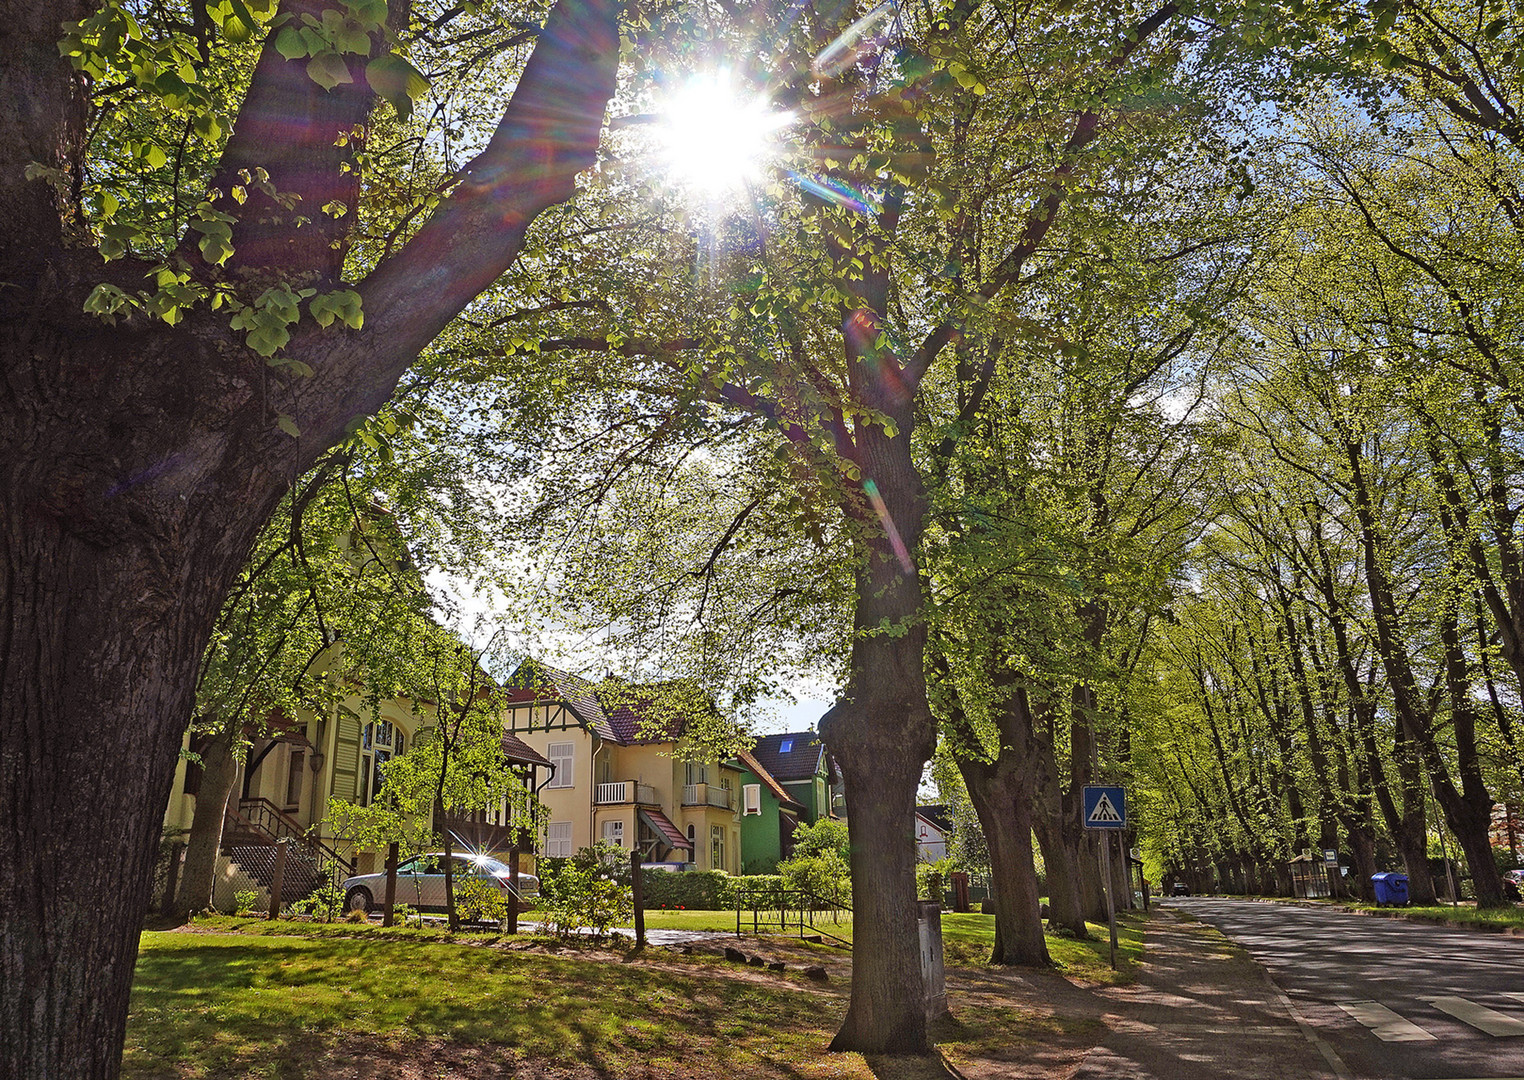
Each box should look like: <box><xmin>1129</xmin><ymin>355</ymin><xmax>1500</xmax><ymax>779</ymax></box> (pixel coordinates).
<box><xmin>288</xmin><ymin>882</ymin><xmax>345</xmax><ymax>922</ymax></box>
<box><xmin>233</xmin><ymin>889</ymin><xmax>260</xmax><ymax>916</ymax></box>
<box><xmin>455</xmin><ymin>876</ymin><xmax>510</xmax><ymax>925</ymax></box>
<box><xmin>777</xmin><ymin>849</ymin><xmax>850</xmax><ymax>907</ymax></box>
<box><xmin>538</xmin><ymin>843</ymin><xmax>632</xmax><ymax>938</ymax></box>
<box><xmin>640</xmin><ymin>868</ymin><xmax>731</xmax><ymax>910</ymax></box>
<box><xmin>916</xmin><ymin>861</ymin><xmax>945</xmax><ymax>902</ymax></box>
<box><xmin>726</xmin><ymin>874</ymin><xmax>788</xmax><ymax>909</ymax></box>
<box><xmin>789</xmin><ymin>819</ymin><xmax>851</xmax><ymax>862</ymax></box>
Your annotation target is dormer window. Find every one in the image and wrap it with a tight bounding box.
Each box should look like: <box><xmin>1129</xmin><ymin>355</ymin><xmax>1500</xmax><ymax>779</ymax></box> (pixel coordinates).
<box><xmin>780</xmin><ymin>739</ymin><xmax>793</xmax><ymax>753</ymax></box>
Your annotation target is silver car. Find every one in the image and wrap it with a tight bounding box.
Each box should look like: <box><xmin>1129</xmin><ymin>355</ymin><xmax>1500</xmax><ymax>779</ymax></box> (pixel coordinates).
<box><xmin>343</xmin><ymin>852</ymin><xmax>539</xmax><ymax>914</ymax></box>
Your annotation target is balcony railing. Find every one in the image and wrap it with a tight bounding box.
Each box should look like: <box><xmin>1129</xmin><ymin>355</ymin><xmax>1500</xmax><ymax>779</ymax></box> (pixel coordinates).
<box><xmin>682</xmin><ymin>783</ymin><xmax>733</xmax><ymax>810</ymax></box>
<box><xmin>594</xmin><ymin>780</ymin><xmax>659</xmax><ymax>805</ymax></box>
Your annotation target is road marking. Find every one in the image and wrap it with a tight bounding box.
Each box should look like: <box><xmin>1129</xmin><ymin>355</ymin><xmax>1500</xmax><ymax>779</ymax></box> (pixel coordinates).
<box><xmin>1337</xmin><ymin>1001</ymin><xmax>1436</xmax><ymax>1042</ymax></box>
<box><xmin>1431</xmin><ymin>997</ymin><xmax>1524</xmax><ymax>1037</ymax></box>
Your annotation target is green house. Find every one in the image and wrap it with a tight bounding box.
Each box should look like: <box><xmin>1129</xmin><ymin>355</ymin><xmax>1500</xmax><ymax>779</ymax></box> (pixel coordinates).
<box><xmin>749</xmin><ymin>732</ymin><xmax>843</xmax><ymax>824</ymax></box>
<box><xmin>730</xmin><ymin>749</ymin><xmax>806</xmax><ymax>873</ymax></box>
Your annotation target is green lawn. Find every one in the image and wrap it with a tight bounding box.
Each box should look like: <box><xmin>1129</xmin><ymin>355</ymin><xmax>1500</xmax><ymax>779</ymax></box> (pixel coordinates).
<box><xmin>126</xmin><ymin>928</ymin><xmax>852</xmax><ymax>1079</ymax></box>
<box><xmin>124</xmin><ymin>910</ymin><xmax>1141</xmax><ymax>1077</ymax></box>
<box><xmin>638</xmin><ymin>907</ymin><xmax>1141</xmax><ymax>981</ymax></box>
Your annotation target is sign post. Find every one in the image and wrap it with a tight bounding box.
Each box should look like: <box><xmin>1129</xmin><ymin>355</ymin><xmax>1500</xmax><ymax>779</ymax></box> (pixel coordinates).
<box><xmin>1083</xmin><ymin>786</ymin><xmax>1126</xmax><ymax>971</ymax></box>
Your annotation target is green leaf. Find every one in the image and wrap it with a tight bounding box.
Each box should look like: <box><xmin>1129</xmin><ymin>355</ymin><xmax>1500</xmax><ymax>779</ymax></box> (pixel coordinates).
<box><xmin>274</xmin><ymin>26</ymin><xmax>308</xmax><ymax>60</ymax></box>
<box><xmin>222</xmin><ymin>0</ymin><xmax>259</xmax><ymax>41</ymax></box>
<box><xmin>246</xmin><ymin>321</ymin><xmax>291</xmax><ymax>356</ymax></box>
<box><xmin>195</xmin><ymin>221</ymin><xmax>234</xmax><ymax>266</ymax></box>
<box><xmin>1485</xmin><ymin>16</ymin><xmax>1508</xmax><ymax>39</ymax></box>
<box><xmin>83</xmin><ymin>283</ymin><xmax>136</xmax><ymax>323</ymax></box>
<box><xmin>334</xmin><ymin>26</ymin><xmax>372</xmax><ymax>55</ymax></box>
<box><xmin>347</xmin><ymin>0</ymin><xmax>389</xmax><ymax>29</ymax></box>
<box><xmin>307</xmin><ymin>51</ymin><xmax>353</xmax><ymax>91</ymax></box>
<box><xmin>365</xmin><ymin>53</ymin><xmax>429</xmax><ymax>121</ymax></box>
<box><xmin>276</xmin><ymin>413</ymin><xmax>302</xmax><ymax>438</ymax></box>
<box><xmin>309</xmin><ymin>289</ymin><xmax>363</xmax><ymax>329</ymax></box>
<box><xmin>193</xmin><ymin>113</ymin><xmax>223</xmax><ymax>140</ymax></box>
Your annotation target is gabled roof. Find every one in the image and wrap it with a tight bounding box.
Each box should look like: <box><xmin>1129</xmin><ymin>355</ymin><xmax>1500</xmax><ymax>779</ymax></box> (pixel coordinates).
<box><xmin>733</xmin><ymin>748</ymin><xmax>806</xmax><ymax>812</ymax></box>
<box><xmin>500</xmin><ymin>731</ymin><xmax>552</xmax><ymax>768</ymax></box>
<box><xmin>598</xmin><ymin>680</ymin><xmax>698</xmax><ymax>745</ymax></box>
<box><xmin>507</xmin><ymin>661</ymin><xmax>730</xmax><ymax>749</ymax></box>
<box><xmin>505</xmin><ymin>660</ymin><xmax>617</xmax><ymax>741</ymax></box>
<box><xmin>751</xmin><ymin>731</ymin><xmax>829</xmax><ymax>784</ymax></box>
<box><xmin>916</xmin><ymin>804</ymin><xmax>952</xmax><ymax>835</ymax></box>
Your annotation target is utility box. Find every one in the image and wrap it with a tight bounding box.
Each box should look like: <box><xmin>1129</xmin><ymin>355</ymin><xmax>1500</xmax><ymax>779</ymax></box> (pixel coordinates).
<box><xmin>917</xmin><ymin>901</ymin><xmax>948</xmax><ymax>1021</ymax></box>
<box><xmin>1371</xmin><ymin>872</ymin><xmax>1410</xmax><ymax>907</ymax></box>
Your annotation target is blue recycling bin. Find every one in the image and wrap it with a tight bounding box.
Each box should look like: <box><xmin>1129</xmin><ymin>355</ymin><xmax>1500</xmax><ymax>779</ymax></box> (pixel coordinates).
<box><xmin>1371</xmin><ymin>872</ymin><xmax>1410</xmax><ymax>906</ymax></box>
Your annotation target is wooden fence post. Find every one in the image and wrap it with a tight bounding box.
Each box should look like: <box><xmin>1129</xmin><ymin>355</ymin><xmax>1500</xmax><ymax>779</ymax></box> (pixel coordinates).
<box><xmin>268</xmin><ymin>839</ymin><xmax>288</xmax><ymax>920</ymax></box>
<box><xmin>382</xmin><ymin>841</ymin><xmax>398</xmax><ymax>927</ymax></box>
<box><xmin>631</xmin><ymin>849</ymin><xmax>645</xmax><ymax>950</ymax></box>
<box><xmin>506</xmin><ymin>844</ymin><xmax>520</xmax><ymax>934</ymax></box>
<box><xmin>950</xmin><ymin>871</ymin><xmax>970</xmax><ymax>913</ymax></box>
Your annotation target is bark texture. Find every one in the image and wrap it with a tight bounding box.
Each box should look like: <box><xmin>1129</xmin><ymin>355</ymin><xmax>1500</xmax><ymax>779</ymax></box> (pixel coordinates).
<box><xmin>0</xmin><ymin>0</ymin><xmax>620</xmax><ymax>1075</ymax></box>
<box><xmin>821</xmin><ymin>420</ymin><xmax>936</xmax><ymax>1055</ymax></box>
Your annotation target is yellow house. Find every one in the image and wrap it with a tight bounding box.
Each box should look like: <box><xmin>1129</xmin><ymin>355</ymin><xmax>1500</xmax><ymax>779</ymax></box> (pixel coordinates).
<box><xmin>160</xmin><ymin>687</ymin><xmax>550</xmax><ymax>910</ymax></box>
<box><xmin>503</xmin><ymin>660</ymin><xmax>744</xmax><ymax>873</ymax></box>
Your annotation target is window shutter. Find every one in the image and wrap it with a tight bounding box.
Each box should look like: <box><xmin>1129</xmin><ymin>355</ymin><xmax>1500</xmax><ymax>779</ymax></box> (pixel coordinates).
<box><xmin>330</xmin><ymin>713</ymin><xmax>363</xmax><ymax>803</ymax></box>
<box><xmin>743</xmin><ymin>784</ymin><xmax>761</xmax><ymax>815</ymax></box>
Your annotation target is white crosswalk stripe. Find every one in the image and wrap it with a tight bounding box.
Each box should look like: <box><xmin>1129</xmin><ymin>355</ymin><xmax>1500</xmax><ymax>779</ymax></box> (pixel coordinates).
<box><xmin>1339</xmin><ymin>997</ymin><xmax>1524</xmax><ymax>1041</ymax></box>
<box><xmin>1431</xmin><ymin>997</ymin><xmax>1524</xmax><ymax>1037</ymax></box>
<box><xmin>1338</xmin><ymin>1001</ymin><xmax>1436</xmax><ymax>1042</ymax></box>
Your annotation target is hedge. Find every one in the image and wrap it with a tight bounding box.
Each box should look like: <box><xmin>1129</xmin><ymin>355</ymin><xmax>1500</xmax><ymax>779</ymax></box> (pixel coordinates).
<box><xmin>639</xmin><ymin>868</ymin><xmax>732</xmax><ymax>910</ymax></box>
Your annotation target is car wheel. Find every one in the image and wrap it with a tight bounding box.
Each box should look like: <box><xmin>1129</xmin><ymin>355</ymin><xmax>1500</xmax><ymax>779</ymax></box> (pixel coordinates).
<box><xmin>345</xmin><ymin>886</ymin><xmax>374</xmax><ymax>914</ymax></box>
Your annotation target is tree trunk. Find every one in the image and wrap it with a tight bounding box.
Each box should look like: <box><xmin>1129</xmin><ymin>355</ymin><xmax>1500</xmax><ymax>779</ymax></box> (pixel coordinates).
<box><xmin>1344</xmin><ymin>819</ymin><xmax>1378</xmax><ymax>901</ymax></box>
<box><xmin>825</xmin><ymin>697</ymin><xmax>932</xmax><ymax>1053</ymax></box>
<box><xmin>0</xmin><ymin>0</ymin><xmax>621</xmax><ymax>1072</ymax></box>
<box><xmin>175</xmin><ymin>728</ymin><xmax>240</xmax><ymax>918</ymax></box>
<box><xmin>1034</xmin><ymin>803</ymin><xmax>1090</xmax><ymax>937</ymax></box>
<box><xmin>1</xmin><ymin>530</ymin><xmax>240</xmax><ymax>1080</ymax></box>
<box><xmin>820</xmin><ymin>419</ymin><xmax>936</xmax><ymax>1055</ymax></box>
<box><xmin>960</xmin><ymin>758</ymin><xmax>1050</xmax><ymax>966</ymax></box>
<box><xmin>1392</xmin><ymin>738</ymin><xmax>1437</xmax><ymax>904</ymax></box>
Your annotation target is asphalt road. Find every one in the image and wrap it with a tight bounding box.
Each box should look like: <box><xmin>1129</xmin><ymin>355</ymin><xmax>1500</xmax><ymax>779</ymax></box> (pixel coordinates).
<box><xmin>1169</xmin><ymin>897</ymin><xmax>1524</xmax><ymax>1079</ymax></box>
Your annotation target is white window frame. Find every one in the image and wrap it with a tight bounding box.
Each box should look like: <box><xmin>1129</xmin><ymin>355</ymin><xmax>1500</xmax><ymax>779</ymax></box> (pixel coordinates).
<box><xmin>602</xmin><ymin>819</ymin><xmax>625</xmax><ymax>848</ymax></box>
<box><xmin>743</xmin><ymin>783</ymin><xmax>761</xmax><ymax>816</ymax></box>
<box><xmin>710</xmin><ymin>824</ymin><xmax>725</xmax><ymax>870</ymax></box>
<box><xmin>546</xmin><ymin>821</ymin><xmax>573</xmax><ymax>858</ymax></box>
<box><xmin>547</xmin><ymin>741</ymin><xmax>574</xmax><ymax>788</ymax></box>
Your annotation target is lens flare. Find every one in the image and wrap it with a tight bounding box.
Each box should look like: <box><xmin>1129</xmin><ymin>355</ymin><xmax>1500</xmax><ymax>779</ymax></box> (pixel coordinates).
<box><xmin>655</xmin><ymin>70</ymin><xmax>793</xmax><ymax>195</ymax></box>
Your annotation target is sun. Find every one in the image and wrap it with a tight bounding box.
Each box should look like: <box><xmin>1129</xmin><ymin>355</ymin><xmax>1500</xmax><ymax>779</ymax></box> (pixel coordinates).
<box><xmin>654</xmin><ymin>69</ymin><xmax>792</xmax><ymax>198</ymax></box>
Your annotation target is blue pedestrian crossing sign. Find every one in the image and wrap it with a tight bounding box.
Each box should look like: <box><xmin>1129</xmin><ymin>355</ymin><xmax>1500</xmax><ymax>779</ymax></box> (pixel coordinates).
<box><xmin>1083</xmin><ymin>786</ymin><xmax>1126</xmax><ymax>830</ymax></box>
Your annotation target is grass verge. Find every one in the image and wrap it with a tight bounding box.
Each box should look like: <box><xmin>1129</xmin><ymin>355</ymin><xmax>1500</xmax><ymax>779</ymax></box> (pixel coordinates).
<box><xmin>1335</xmin><ymin>900</ymin><xmax>1524</xmax><ymax>931</ymax></box>
<box><xmin>127</xmin><ymin>928</ymin><xmax>849</xmax><ymax>1079</ymax></box>
<box><xmin>126</xmin><ymin>909</ymin><xmax>1143</xmax><ymax>1077</ymax></box>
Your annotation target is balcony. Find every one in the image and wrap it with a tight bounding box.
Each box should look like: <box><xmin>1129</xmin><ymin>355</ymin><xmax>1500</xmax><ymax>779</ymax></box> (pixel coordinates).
<box><xmin>682</xmin><ymin>783</ymin><xmax>733</xmax><ymax>810</ymax></box>
<box><xmin>594</xmin><ymin>780</ymin><xmax>659</xmax><ymax>806</ymax></box>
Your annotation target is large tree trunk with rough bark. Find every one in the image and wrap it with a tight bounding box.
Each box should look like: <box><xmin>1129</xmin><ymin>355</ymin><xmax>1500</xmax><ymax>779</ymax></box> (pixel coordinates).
<box><xmin>175</xmin><ymin>728</ymin><xmax>241</xmax><ymax>918</ymax></box>
<box><xmin>0</xmin><ymin>0</ymin><xmax>620</xmax><ymax>1075</ymax></box>
<box><xmin>820</xmin><ymin>419</ymin><xmax>936</xmax><ymax>1055</ymax></box>
<box><xmin>960</xmin><ymin>757</ymin><xmax>1050</xmax><ymax>966</ymax></box>
<box><xmin>1034</xmin><ymin>811</ymin><xmax>1090</xmax><ymax>937</ymax></box>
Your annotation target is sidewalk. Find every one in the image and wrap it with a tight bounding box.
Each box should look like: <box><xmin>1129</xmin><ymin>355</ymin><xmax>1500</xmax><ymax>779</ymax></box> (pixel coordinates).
<box><xmin>1067</xmin><ymin>908</ymin><xmax>1348</xmax><ymax>1080</ymax></box>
